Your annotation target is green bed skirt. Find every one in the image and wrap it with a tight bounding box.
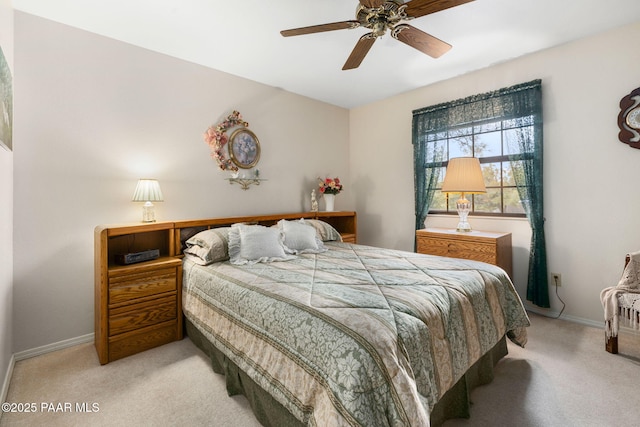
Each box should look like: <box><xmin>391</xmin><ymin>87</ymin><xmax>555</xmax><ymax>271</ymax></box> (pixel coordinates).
<box><xmin>185</xmin><ymin>319</ymin><xmax>508</xmax><ymax>427</ymax></box>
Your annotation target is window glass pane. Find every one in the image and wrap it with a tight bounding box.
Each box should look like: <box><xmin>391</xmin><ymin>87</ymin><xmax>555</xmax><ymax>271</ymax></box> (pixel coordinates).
<box><xmin>504</xmin><ymin>128</ymin><xmax>533</xmax><ymax>155</ymax></box>
<box><xmin>509</xmin><ymin>159</ymin><xmax>525</xmax><ymax>184</ymax></box>
<box><xmin>449</xmin><ymin>135</ymin><xmax>473</xmax><ymax>158</ymax></box>
<box><xmin>425</xmin><ymin>140</ymin><xmax>447</xmax><ymax>164</ymax></box>
<box><xmin>503</xmin><ymin>118</ymin><xmax>518</xmax><ymax>129</ymax></box>
<box><xmin>449</xmin><ymin>126</ymin><xmax>472</xmax><ymax>137</ymax></box>
<box><xmin>474</xmin><ymin>189</ymin><xmax>501</xmax><ymax>214</ymax></box>
<box><xmin>481</xmin><ymin>162</ymin><xmax>502</xmax><ymax>187</ymax></box>
<box><xmin>435</xmin><ymin>166</ymin><xmax>446</xmax><ymax>186</ymax></box>
<box><xmin>431</xmin><ymin>190</ymin><xmax>447</xmax><ymax>211</ymax></box>
<box><xmin>428</xmin><ymin>131</ymin><xmax>448</xmax><ymax>142</ymax></box>
<box><xmin>475</xmin><ymin>131</ymin><xmax>501</xmax><ymax>158</ymax></box>
<box><xmin>447</xmin><ymin>193</ymin><xmax>457</xmax><ymax>211</ymax></box>
<box><xmin>474</xmin><ymin>122</ymin><xmax>500</xmax><ymax>133</ymax></box>
<box><xmin>504</xmin><ymin>116</ymin><xmax>534</xmax><ymax>129</ymax></box>
<box><xmin>502</xmin><ymin>162</ymin><xmax>515</xmax><ymax>186</ymax></box>
<box><xmin>503</xmin><ymin>188</ymin><xmax>525</xmax><ymax>214</ymax></box>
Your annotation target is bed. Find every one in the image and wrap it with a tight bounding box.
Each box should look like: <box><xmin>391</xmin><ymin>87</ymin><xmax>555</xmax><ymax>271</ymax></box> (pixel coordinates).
<box><xmin>176</xmin><ymin>212</ymin><xmax>529</xmax><ymax>426</ymax></box>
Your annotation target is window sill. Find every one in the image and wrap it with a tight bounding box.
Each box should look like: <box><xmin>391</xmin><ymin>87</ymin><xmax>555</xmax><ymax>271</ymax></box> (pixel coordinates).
<box><xmin>427</xmin><ymin>213</ymin><xmax>529</xmax><ymax>222</ymax></box>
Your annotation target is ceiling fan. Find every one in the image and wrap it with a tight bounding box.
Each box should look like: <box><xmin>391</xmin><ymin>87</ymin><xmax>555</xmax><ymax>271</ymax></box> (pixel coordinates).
<box><xmin>281</xmin><ymin>0</ymin><xmax>474</xmax><ymax>70</ymax></box>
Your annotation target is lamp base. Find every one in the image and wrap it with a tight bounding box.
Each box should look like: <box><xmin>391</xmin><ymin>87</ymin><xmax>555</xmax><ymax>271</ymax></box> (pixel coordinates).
<box><xmin>455</xmin><ymin>197</ymin><xmax>472</xmax><ymax>232</ymax></box>
<box><xmin>141</xmin><ymin>202</ymin><xmax>156</xmax><ymax>223</ymax></box>
<box><xmin>456</xmin><ymin>222</ymin><xmax>472</xmax><ymax>232</ymax></box>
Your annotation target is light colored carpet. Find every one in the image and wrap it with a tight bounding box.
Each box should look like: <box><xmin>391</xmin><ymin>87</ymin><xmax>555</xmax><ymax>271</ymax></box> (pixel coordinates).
<box><xmin>1</xmin><ymin>313</ymin><xmax>639</xmax><ymax>426</ymax></box>
<box><xmin>445</xmin><ymin>313</ymin><xmax>640</xmax><ymax>427</ymax></box>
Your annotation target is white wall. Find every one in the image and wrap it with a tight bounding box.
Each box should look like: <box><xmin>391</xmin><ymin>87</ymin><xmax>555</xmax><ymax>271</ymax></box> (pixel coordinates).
<box><xmin>12</xmin><ymin>12</ymin><xmax>351</xmax><ymax>353</ymax></box>
<box><xmin>350</xmin><ymin>22</ymin><xmax>640</xmax><ymax>326</ymax></box>
<box><xmin>0</xmin><ymin>0</ymin><xmax>13</xmax><ymax>403</ymax></box>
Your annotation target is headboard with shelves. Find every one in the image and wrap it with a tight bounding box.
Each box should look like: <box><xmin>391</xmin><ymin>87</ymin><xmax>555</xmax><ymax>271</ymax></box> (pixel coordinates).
<box><xmin>172</xmin><ymin>211</ymin><xmax>357</xmax><ymax>255</ymax></box>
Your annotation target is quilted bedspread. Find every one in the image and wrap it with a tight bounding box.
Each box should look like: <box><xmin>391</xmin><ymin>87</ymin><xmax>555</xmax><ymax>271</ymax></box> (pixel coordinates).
<box><xmin>182</xmin><ymin>242</ymin><xmax>529</xmax><ymax>427</ymax></box>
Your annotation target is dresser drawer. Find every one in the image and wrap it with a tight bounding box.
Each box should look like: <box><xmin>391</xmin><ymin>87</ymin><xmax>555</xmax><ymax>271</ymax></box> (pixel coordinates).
<box><xmin>109</xmin><ymin>295</ymin><xmax>177</xmax><ymax>336</ymax></box>
<box><xmin>108</xmin><ymin>322</ymin><xmax>179</xmax><ymax>361</ymax></box>
<box><xmin>416</xmin><ymin>237</ymin><xmax>449</xmax><ymax>256</ymax></box>
<box><xmin>446</xmin><ymin>241</ymin><xmax>496</xmax><ymax>263</ymax></box>
<box><xmin>109</xmin><ymin>267</ymin><xmax>177</xmax><ymax>305</ymax></box>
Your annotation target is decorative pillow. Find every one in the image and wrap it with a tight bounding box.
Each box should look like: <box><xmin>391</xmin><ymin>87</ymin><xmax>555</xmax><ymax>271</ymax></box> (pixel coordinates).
<box><xmin>228</xmin><ymin>223</ymin><xmax>295</xmax><ymax>265</ymax></box>
<box><xmin>183</xmin><ymin>227</ymin><xmax>231</xmax><ymax>265</ymax></box>
<box><xmin>278</xmin><ymin>219</ymin><xmax>327</xmax><ymax>254</ymax></box>
<box><xmin>302</xmin><ymin>219</ymin><xmax>343</xmax><ymax>242</ymax></box>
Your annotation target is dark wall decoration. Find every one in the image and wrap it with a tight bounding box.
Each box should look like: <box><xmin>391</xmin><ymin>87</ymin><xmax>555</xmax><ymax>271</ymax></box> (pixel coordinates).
<box><xmin>618</xmin><ymin>86</ymin><xmax>640</xmax><ymax>150</ymax></box>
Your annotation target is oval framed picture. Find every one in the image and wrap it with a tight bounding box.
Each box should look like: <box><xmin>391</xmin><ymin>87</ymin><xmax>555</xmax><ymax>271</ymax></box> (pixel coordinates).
<box><xmin>229</xmin><ymin>128</ymin><xmax>260</xmax><ymax>169</ymax></box>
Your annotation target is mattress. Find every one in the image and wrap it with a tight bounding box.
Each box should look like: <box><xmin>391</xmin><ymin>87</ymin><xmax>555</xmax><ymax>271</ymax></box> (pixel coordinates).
<box><xmin>182</xmin><ymin>242</ymin><xmax>529</xmax><ymax>426</ymax></box>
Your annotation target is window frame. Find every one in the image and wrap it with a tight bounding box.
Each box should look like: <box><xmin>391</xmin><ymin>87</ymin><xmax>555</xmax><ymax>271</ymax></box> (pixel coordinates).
<box><xmin>425</xmin><ymin>117</ymin><xmax>532</xmax><ymax>218</ymax></box>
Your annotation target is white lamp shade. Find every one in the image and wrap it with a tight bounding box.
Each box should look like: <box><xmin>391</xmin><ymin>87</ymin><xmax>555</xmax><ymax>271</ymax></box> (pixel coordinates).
<box><xmin>441</xmin><ymin>157</ymin><xmax>487</xmax><ymax>194</ymax></box>
<box><xmin>132</xmin><ymin>179</ymin><xmax>164</xmax><ymax>202</ymax></box>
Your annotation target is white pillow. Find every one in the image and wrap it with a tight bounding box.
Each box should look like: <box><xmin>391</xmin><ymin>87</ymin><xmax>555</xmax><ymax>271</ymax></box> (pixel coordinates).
<box><xmin>228</xmin><ymin>224</ymin><xmax>295</xmax><ymax>265</ymax></box>
<box><xmin>278</xmin><ymin>219</ymin><xmax>327</xmax><ymax>254</ymax></box>
<box><xmin>183</xmin><ymin>227</ymin><xmax>230</xmax><ymax>265</ymax></box>
<box><xmin>302</xmin><ymin>219</ymin><xmax>343</xmax><ymax>242</ymax></box>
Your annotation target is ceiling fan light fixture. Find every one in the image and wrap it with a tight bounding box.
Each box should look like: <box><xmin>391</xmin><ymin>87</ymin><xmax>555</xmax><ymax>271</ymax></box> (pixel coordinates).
<box><xmin>371</xmin><ymin>21</ymin><xmax>387</xmax><ymax>37</ymax></box>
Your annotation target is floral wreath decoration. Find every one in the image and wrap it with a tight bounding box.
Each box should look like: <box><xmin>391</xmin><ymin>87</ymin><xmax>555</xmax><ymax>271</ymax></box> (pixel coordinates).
<box><xmin>203</xmin><ymin>110</ymin><xmax>248</xmax><ymax>172</ymax></box>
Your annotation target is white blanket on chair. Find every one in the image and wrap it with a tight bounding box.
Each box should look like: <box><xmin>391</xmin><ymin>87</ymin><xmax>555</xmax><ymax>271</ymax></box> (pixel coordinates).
<box><xmin>600</xmin><ymin>251</ymin><xmax>640</xmax><ymax>338</ymax></box>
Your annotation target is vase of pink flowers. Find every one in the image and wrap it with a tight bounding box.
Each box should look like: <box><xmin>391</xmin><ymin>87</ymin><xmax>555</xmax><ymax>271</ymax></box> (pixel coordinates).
<box><xmin>318</xmin><ymin>177</ymin><xmax>343</xmax><ymax>212</ymax></box>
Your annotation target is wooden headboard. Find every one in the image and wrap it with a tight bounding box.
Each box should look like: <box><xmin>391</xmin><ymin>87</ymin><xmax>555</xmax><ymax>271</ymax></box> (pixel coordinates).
<box><xmin>173</xmin><ymin>211</ymin><xmax>357</xmax><ymax>255</ymax></box>
<box><xmin>96</xmin><ymin>211</ymin><xmax>356</xmax><ymax>269</ymax></box>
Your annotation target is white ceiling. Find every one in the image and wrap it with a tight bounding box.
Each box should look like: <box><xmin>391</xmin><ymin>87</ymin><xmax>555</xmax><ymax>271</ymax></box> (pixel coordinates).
<box><xmin>12</xmin><ymin>0</ymin><xmax>640</xmax><ymax>108</ymax></box>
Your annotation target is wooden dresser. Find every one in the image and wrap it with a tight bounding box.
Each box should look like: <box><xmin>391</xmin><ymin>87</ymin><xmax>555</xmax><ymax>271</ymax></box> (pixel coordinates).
<box><xmin>94</xmin><ymin>222</ymin><xmax>183</xmax><ymax>365</ymax></box>
<box><xmin>416</xmin><ymin>228</ymin><xmax>513</xmax><ymax>278</ymax></box>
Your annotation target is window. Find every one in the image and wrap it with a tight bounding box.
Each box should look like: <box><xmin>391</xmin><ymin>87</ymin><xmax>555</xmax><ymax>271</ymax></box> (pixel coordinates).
<box><xmin>412</xmin><ymin>80</ymin><xmax>543</xmax><ymax>227</ymax></box>
<box><xmin>427</xmin><ymin>116</ymin><xmax>534</xmax><ymax>217</ymax></box>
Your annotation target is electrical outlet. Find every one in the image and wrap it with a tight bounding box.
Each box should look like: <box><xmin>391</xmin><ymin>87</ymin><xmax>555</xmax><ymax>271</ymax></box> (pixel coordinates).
<box><xmin>551</xmin><ymin>273</ymin><xmax>562</xmax><ymax>287</ymax></box>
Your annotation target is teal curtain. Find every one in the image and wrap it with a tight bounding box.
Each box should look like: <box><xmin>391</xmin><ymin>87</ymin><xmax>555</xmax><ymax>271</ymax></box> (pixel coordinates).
<box><xmin>412</xmin><ymin>79</ymin><xmax>549</xmax><ymax>308</ymax></box>
<box><xmin>412</xmin><ymin>116</ymin><xmax>445</xmax><ymax>232</ymax></box>
<box><xmin>506</xmin><ymin>83</ymin><xmax>549</xmax><ymax>307</ymax></box>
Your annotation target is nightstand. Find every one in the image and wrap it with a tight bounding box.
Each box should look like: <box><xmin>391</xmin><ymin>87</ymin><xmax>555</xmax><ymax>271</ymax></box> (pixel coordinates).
<box><xmin>416</xmin><ymin>228</ymin><xmax>512</xmax><ymax>278</ymax></box>
<box><xmin>95</xmin><ymin>222</ymin><xmax>183</xmax><ymax>365</ymax></box>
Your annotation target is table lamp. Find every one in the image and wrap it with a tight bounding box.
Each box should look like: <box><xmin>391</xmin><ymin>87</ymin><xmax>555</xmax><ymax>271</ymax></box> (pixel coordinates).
<box><xmin>132</xmin><ymin>179</ymin><xmax>164</xmax><ymax>222</ymax></box>
<box><xmin>441</xmin><ymin>157</ymin><xmax>486</xmax><ymax>232</ymax></box>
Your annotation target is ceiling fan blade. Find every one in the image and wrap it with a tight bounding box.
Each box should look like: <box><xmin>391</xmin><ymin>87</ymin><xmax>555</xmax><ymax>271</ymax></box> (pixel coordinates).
<box><xmin>342</xmin><ymin>35</ymin><xmax>377</xmax><ymax>70</ymax></box>
<box><xmin>392</xmin><ymin>24</ymin><xmax>451</xmax><ymax>58</ymax></box>
<box><xmin>281</xmin><ymin>21</ymin><xmax>360</xmax><ymax>37</ymax></box>
<box><xmin>404</xmin><ymin>0</ymin><xmax>475</xmax><ymax>18</ymax></box>
<box><xmin>359</xmin><ymin>0</ymin><xmax>385</xmax><ymax>7</ymax></box>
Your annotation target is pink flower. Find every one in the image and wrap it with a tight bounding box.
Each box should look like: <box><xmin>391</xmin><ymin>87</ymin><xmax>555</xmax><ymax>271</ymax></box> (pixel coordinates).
<box><xmin>318</xmin><ymin>177</ymin><xmax>343</xmax><ymax>195</ymax></box>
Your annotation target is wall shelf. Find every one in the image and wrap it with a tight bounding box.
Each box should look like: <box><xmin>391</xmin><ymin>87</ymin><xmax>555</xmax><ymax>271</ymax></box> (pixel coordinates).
<box><xmin>226</xmin><ymin>178</ymin><xmax>266</xmax><ymax>190</ymax></box>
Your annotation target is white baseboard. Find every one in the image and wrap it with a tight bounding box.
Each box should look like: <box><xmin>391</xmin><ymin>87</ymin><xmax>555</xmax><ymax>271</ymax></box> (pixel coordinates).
<box><xmin>525</xmin><ymin>305</ymin><xmax>640</xmax><ymax>335</ymax></box>
<box><xmin>14</xmin><ymin>333</ymin><xmax>94</xmax><ymax>362</ymax></box>
<box><xmin>0</xmin><ymin>354</ymin><xmax>15</xmax><ymax>422</ymax></box>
